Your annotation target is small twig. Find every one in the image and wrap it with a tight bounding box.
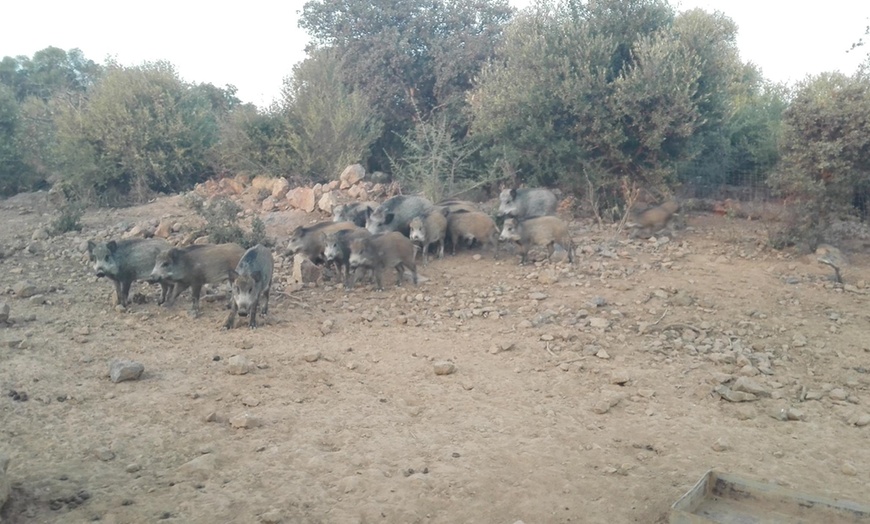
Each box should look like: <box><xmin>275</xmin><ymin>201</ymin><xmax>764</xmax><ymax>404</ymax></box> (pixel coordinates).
<box><xmin>545</xmin><ymin>341</ymin><xmax>556</xmax><ymax>358</ymax></box>
<box><xmin>649</xmin><ymin>322</ymin><xmax>701</xmax><ymax>334</ymax></box>
<box><xmin>558</xmin><ymin>357</ymin><xmax>586</xmax><ymax>366</ymax></box>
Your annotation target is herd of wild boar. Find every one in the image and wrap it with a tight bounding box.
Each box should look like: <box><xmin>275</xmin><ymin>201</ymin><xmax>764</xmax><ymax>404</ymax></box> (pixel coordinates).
<box><xmin>86</xmin><ymin>187</ymin><xmax>680</xmax><ymax>330</ymax></box>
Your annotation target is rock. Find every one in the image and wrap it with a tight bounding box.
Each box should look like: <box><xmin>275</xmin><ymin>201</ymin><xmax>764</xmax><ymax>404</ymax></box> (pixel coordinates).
<box><xmin>303</xmin><ymin>351</ymin><xmax>321</xmax><ymax>363</ymax></box>
<box><xmin>177</xmin><ymin>453</ymin><xmax>220</xmax><ymax>481</ymax></box>
<box><xmin>588</xmin><ymin>317</ymin><xmax>611</xmax><ymax>329</ymax></box>
<box><xmin>829</xmin><ymin>388</ymin><xmax>848</xmax><ymax>401</ymax></box>
<box><xmin>490</xmin><ymin>341</ymin><xmax>515</xmax><ymax>354</ymax></box>
<box><xmin>433</xmin><ymin>361</ymin><xmax>456</xmax><ymax>375</ymax></box>
<box><xmin>592</xmin><ymin>395</ymin><xmax>621</xmax><ymax>414</ymax></box>
<box><xmin>286</xmin><ymin>187</ymin><xmax>316</xmax><ymax>213</ymax></box>
<box><xmin>732</xmin><ymin>377</ymin><xmax>769</xmax><ymax>397</ymax></box>
<box><xmin>260</xmin><ymin>509</ymin><xmax>285</xmax><ymax>524</ymax></box>
<box><xmin>347</xmin><ymin>184</ymin><xmax>368</xmax><ymax>200</ymax></box>
<box><xmin>229</xmin><ymin>413</ymin><xmax>259</xmax><ymax>429</ymax></box>
<box><xmin>261</xmin><ymin>196</ymin><xmax>278</xmax><ymax>212</ymax></box>
<box><xmin>94</xmin><ymin>447</ymin><xmax>115</xmax><ymax>461</ymax></box>
<box><xmin>846</xmin><ymin>413</ymin><xmax>870</xmax><ymax>427</ymax></box>
<box><xmin>713</xmin><ymin>386</ymin><xmax>757</xmax><ymax>402</ymax></box>
<box><xmin>222</xmin><ymin>178</ymin><xmax>245</xmax><ymax>195</ymax></box>
<box><xmin>0</xmin><ymin>453</ymin><xmax>9</xmax><ymax>512</ymax></box>
<box><xmin>841</xmin><ymin>462</ymin><xmax>858</xmax><ymax>476</ymax></box>
<box><xmin>293</xmin><ymin>255</ymin><xmax>322</xmax><ymax>285</ymax></box>
<box><xmin>122</xmin><ymin>225</ymin><xmax>148</xmax><ymax>239</ymax></box>
<box><xmin>271</xmin><ymin>177</ymin><xmax>291</xmax><ymax>199</ymax></box>
<box><xmin>227</xmin><ymin>355</ymin><xmax>254</xmax><ymax>375</ymax></box>
<box><xmin>31</xmin><ymin>228</ymin><xmax>50</xmax><ymax>241</ymax></box>
<box><xmin>711</xmin><ymin>438</ymin><xmax>729</xmax><ymax>452</ymax></box>
<box><xmin>339</xmin><ymin>164</ymin><xmax>366</xmax><ymax>189</ymax></box>
<box><xmin>528</xmin><ymin>292</ymin><xmax>548</xmax><ymax>301</ymax></box>
<box><xmin>13</xmin><ymin>280</ymin><xmax>38</xmax><ymax>298</ymax></box>
<box><xmin>549</xmin><ymin>246</ymin><xmax>569</xmax><ymax>264</ymax></box>
<box><xmin>320</xmin><ymin>319</ymin><xmax>334</xmax><ymax>336</ymax></box>
<box><xmin>251</xmin><ymin>175</ymin><xmax>274</xmax><ymax>192</ymax></box>
<box><xmin>154</xmin><ymin>220</ymin><xmax>173</xmax><ymax>238</ymax></box>
<box><xmin>610</xmin><ymin>370</ymin><xmax>631</xmax><ymax>385</ymax></box>
<box><xmin>791</xmin><ymin>334</ymin><xmax>807</xmax><ymax>348</ymax></box>
<box><xmin>0</xmin><ymin>302</ymin><xmax>9</xmax><ymax>324</ymax></box>
<box><xmin>126</xmin><ymin>463</ymin><xmax>141</xmax><ymax>473</ymax></box>
<box><xmin>26</xmin><ymin>241</ymin><xmax>43</xmax><ymax>254</ymax></box>
<box><xmin>595</xmin><ymin>349</ymin><xmax>610</xmax><ymax>359</ymax></box>
<box><xmin>317</xmin><ymin>192</ymin><xmax>339</xmax><ymax>214</ymax></box>
<box><xmin>109</xmin><ymin>360</ymin><xmax>145</xmax><ymax>383</ymax></box>
<box><xmin>194</xmin><ymin>235</ymin><xmax>212</xmax><ymax>245</ymax></box>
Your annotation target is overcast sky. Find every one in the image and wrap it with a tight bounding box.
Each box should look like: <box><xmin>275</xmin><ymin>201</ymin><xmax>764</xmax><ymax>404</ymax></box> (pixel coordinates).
<box><xmin>2</xmin><ymin>1</ymin><xmax>867</xmax><ymax>108</ymax></box>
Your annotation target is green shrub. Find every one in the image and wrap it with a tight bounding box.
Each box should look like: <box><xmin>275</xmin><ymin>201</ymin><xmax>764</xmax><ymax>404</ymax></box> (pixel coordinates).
<box><xmin>48</xmin><ymin>201</ymin><xmax>84</xmax><ymax>235</ymax></box>
<box><xmin>185</xmin><ymin>193</ymin><xmax>272</xmax><ymax>248</ymax></box>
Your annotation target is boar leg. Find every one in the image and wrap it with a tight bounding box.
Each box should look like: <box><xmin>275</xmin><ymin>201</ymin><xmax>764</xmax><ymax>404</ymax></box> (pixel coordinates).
<box><xmin>374</xmin><ymin>268</ymin><xmax>385</xmax><ymax>291</ymax></box>
<box><xmin>190</xmin><ymin>283</ymin><xmax>203</xmax><ymax>317</ymax></box>
<box><xmin>248</xmin><ymin>301</ymin><xmax>259</xmax><ymax>329</ymax></box>
<box><xmin>112</xmin><ymin>279</ymin><xmax>124</xmax><ymax>307</ymax></box>
<box><xmin>395</xmin><ymin>264</ymin><xmax>404</xmax><ymax>286</ymax></box>
<box><xmin>165</xmin><ymin>282</ymin><xmax>188</xmax><ymax>307</ymax></box>
<box><xmin>261</xmin><ymin>286</ymin><xmax>270</xmax><ymax>316</ymax></box>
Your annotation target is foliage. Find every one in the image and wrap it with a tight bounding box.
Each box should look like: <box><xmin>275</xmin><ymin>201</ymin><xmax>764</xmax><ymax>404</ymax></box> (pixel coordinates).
<box><xmin>299</xmin><ymin>0</ymin><xmax>513</xmax><ymax>168</ymax></box>
<box><xmin>389</xmin><ymin>112</ymin><xmax>489</xmax><ymax>203</ymax></box>
<box><xmin>214</xmin><ymin>103</ymin><xmax>293</xmax><ymax>176</ymax></box>
<box><xmin>770</xmin><ymin>72</ymin><xmax>870</xmax><ymax>214</ymax></box>
<box><xmin>48</xmin><ymin>200</ymin><xmax>85</xmax><ymax>235</ymax></box>
<box><xmin>53</xmin><ymin>62</ymin><xmax>238</xmax><ymax>203</ymax></box>
<box><xmin>470</xmin><ymin>0</ymin><xmax>702</xmax><ymax>203</ymax></box>
<box><xmin>279</xmin><ymin>48</ymin><xmax>383</xmax><ymax>181</ymax></box>
<box><xmin>184</xmin><ymin>193</ymin><xmax>272</xmax><ymax>248</ymax></box>
<box><xmin>0</xmin><ymin>83</ymin><xmax>29</xmax><ymax>195</ymax></box>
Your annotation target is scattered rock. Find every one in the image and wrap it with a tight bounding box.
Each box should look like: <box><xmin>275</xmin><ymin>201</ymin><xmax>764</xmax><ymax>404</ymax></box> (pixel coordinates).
<box><xmin>109</xmin><ymin>360</ymin><xmax>145</xmax><ymax>383</ymax></box>
<box><xmin>339</xmin><ymin>164</ymin><xmax>366</xmax><ymax>189</ymax></box>
<box><xmin>489</xmin><ymin>341</ymin><xmax>515</xmax><ymax>354</ymax></box>
<box><xmin>13</xmin><ymin>280</ymin><xmax>38</xmax><ymax>298</ymax></box>
<box><xmin>528</xmin><ymin>292</ymin><xmax>548</xmax><ymax>301</ymax></box>
<box><xmin>303</xmin><ymin>351</ymin><xmax>321</xmax><ymax>363</ymax></box>
<box><xmin>589</xmin><ymin>317</ymin><xmax>611</xmax><ymax>330</ymax></box>
<box><xmin>271</xmin><ymin>178</ymin><xmax>291</xmax><ymax>199</ymax></box>
<box><xmin>94</xmin><ymin>447</ymin><xmax>115</xmax><ymax>461</ymax></box>
<box><xmin>841</xmin><ymin>462</ymin><xmax>858</xmax><ymax>476</ymax></box>
<box><xmin>592</xmin><ymin>395</ymin><xmax>622</xmax><ymax>414</ymax></box>
<box><xmin>261</xmin><ymin>196</ymin><xmax>278</xmax><ymax>212</ymax></box>
<box><xmin>229</xmin><ymin>413</ymin><xmax>259</xmax><ymax>429</ymax></box>
<box><xmin>595</xmin><ymin>349</ymin><xmax>610</xmax><ymax>359</ymax></box>
<box><xmin>286</xmin><ymin>187</ymin><xmax>316</xmax><ymax>213</ymax></box>
<box><xmin>713</xmin><ymin>385</ymin><xmax>757</xmax><ymax>403</ymax></box>
<box><xmin>711</xmin><ymin>438</ymin><xmax>729</xmax><ymax>452</ymax></box>
<box><xmin>260</xmin><ymin>508</ymin><xmax>285</xmax><ymax>524</ymax></box>
<box><xmin>293</xmin><ymin>255</ymin><xmax>322</xmax><ymax>285</ymax></box>
<box><xmin>177</xmin><ymin>453</ymin><xmax>220</xmax><ymax>481</ymax></box>
<box><xmin>317</xmin><ymin>192</ymin><xmax>339</xmax><ymax>214</ymax></box>
<box><xmin>154</xmin><ymin>220</ymin><xmax>173</xmax><ymax>238</ymax></box>
<box><xmin>433</xmin><ymin>361</ymin><xmax>456</xmax><ymax>375</ymax></box>
<box><xmin>731</xmin><ymin>377</ymin><xmax>769</xmax><ymax>397</ymax></box>
<box><xmin>846</xmin><ymin>413</ymin><xmax>870</xmax><ymax>427</ymax></box>
<box><xmin>227</xmin><ymin>355</ymin><xmax>254</xmax><ymax>375</ymax></box>
<box><xmin>320</xmin><ymin>319</ymin><xmax>334</xmax><ymax>336</ymax></box>
<box><xmin>31</xmin><ymin>228</ymin><xmax>50</xmax><ymax>241</ymax></box>
<box><xmin>610</xmin><ymin>371</ymin><xmax>631</xmax><ymax>385</ymax></box>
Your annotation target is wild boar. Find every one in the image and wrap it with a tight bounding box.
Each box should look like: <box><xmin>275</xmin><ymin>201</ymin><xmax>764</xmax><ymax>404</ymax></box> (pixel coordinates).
<box><xmin>497</xmin><ymin>188</ymin><xmax>558</xmax><ymax>219</ymax></box>
<box><xmin>322</xmin><ymin>227</ymin><xmax>372</xmax><ymax>288</ymax></box>
<box><xmin>408</xmin><ymin>209</ymin><xmax>447</xmax><ymax>265</ymax></box>
<box><xmin>224</xmin><ymin>245</ymin><xmax>273</xmax><ymax>330</ymax></box>
<box><xmin>499</xmin><ymin>216</ymin><xmax>574</xmax><ymax>265</ymax></box>
<box><xmin>629</xmin><ymin>200</ymin><xmax>680</xmax><ymax>238</ymax></box>
<box><xmin>348</xmin><ymin>232</ymin><xmax>418</xmax><ymax>291</ymax></box>
<box><xmin>446</xmin><ymin>211</ymin><xmax>499</xmax><ymax>258</ymax></box>
<box><xmin>365</xmin><ymin>195</ymin><xmax>434</xmax><ymax>236</ymax></box>
<box><xmin>286</xmin><ymin>221</ymin><xmax>357</xmax><ymax>263</ymax></box>
<box><xmin>150</xmin><ymin>243</ymin><xmax>245</xmax><ymax>316</ymax></box>
<box><xmin>332</xmin><ymin>201</ymin><xmax>378</xmax><ymax>227</ymax></box>
<box><xmin>87</xmin><ymin>238</ymin><xmax>173</xmax><ymax>307</ymax></box>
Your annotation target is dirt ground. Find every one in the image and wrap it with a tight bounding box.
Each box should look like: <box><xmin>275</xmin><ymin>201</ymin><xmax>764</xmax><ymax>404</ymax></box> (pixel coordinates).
<box><xmin>1</xmin><ymin>191</ymin><xmax>869</xmax><ymax>524</ymax></box>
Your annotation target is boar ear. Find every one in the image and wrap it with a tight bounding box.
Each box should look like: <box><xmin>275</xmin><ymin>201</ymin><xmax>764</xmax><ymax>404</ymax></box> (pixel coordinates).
<box><xmin>228</xmin><ymin>269</ymin><xmax>238</xmax><ymax>283</ymax></box>
<box><xmin>440</xmin><ymin>207</ymin><xmax>451</xmax><ymax>217</ymax></box>
<box><xmin>383</xmin><ymin>212</ymin><xmax>395</xmax><ymax>225</ymax></box>
<box><xmin>107</xmin><ymin>240</ymin><xmax>117</xmax><ymax>253</ymax></box>
<box><xmin>251</xmin><ymin>270</ymin><xmax>262</xmax><ymax>283</ymax></box>
<box><xmin>509</xmin><ymin>188</ymin><xmax>517</xmax><ymax>200</ymax></box>
<box><xmin>169</xmin><ymin>248</ymin><xmax>181</xmax><ymax>262</ymax></box>
<box><xmin>365</xmin><ymin>206</ymin><xmax>374</xmax><ymax>218</ymax></box>
<box><xmin>87</xmin><ymin>240</ymin><xmax>95</xmax><ymax>254</ymax></box>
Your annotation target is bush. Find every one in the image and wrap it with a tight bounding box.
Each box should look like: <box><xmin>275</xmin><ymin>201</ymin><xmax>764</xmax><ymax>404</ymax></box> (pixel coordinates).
<box><xmin>184</xmin><ymin>193</ymin><xmax>272</xmax><ymax>248</ymax></box>
<box><xmin>48</xmin><ymin>201</ymin><xmax>84</xmax><ymax>235</ymax></box>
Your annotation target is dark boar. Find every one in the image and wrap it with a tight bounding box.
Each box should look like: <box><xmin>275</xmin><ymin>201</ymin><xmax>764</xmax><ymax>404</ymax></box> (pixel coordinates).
<box><xmin>348</xmin><ymin>232</ymin><xmax>418</xmax><ymax>290</ymax></box>
<box><xmin>87</xmin><ymin>238</ymin><xmax>173</xmax><ymax>307</ymax></box>
<box><xmin>224</xmin><ymin>245</ymin><xmax>273</xmax><ymax>330</ymax></box>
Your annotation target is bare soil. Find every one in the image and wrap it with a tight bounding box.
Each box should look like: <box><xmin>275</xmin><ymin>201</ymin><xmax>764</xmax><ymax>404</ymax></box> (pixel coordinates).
<box><xmin>1</xmin><ymin>191</ymin><xmax>869</xmax><ymax>524</ymax></box>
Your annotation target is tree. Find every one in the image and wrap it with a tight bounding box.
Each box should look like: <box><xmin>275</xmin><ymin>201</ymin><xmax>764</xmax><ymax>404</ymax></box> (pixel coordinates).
<box><xmin>0</xmin><ymin>83</ymin><xmax>30</xmax><ymax>195</ymax></box>
<box><xmin>770</xmin><ymin>71</ymin><xmax>870</xmax><ymax>219</ymax></box>
<box><xmin>280</xmin><ymin>48</ymin><xmax>382</xmax><ymax>181</ymax></box>
<box><xmin>298</xmin><ymin>0</ymin><xmax>513</xmax><ymax>168</ymax></box>
<box><xmin>54</xmin><ymin>61</ymin><xmax>236</xmax><ymax>203</ymax></box>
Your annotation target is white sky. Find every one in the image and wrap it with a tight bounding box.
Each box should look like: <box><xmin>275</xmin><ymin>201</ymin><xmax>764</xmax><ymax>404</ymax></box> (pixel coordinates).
<box><xmin>1</xmin><ymin>1</ymin><xmax>867</xmax><ymax>108</ymax></box>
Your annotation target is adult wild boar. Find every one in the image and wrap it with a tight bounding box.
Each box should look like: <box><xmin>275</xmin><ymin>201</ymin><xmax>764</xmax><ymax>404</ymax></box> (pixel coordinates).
<box><xmin>150</xmin><ymin>243</ymin><xmax>245</xmax><ymax>316</ymax></box>
<box><xmin>224</xmin><ymin>245</ymin><xmax>273</xmax><ymax>330</ymax></box>
<box><xmin>497</xmin><ymin>188</ymin><xmax>558</xmax><ymax>220</ymax></box>
<box><xmin>87</xmin><ymin>238</ymin><xmax>173</xmax><ymax>307</ymax></box>
<box><xmin>365</xmin><ymin>195</ymin><xmax>434</xmax><ymax>236</ymax></box>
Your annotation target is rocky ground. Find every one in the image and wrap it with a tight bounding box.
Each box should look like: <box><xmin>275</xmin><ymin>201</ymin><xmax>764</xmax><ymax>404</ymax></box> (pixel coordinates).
<box><xmin>1</xmin><ymin>190</ymin><xmax>869</xmax><ymax>524</ymax></box>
